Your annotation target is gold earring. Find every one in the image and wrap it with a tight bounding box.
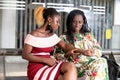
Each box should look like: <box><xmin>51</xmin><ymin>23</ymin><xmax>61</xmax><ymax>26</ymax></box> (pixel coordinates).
<box><xmin>48</xmin><ymin>22</ymin><xmax>51</xmax><ymax>26</ymax></box>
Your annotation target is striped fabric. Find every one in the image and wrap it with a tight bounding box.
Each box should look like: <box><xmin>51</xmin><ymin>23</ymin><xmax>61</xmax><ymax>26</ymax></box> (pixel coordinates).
<box><xmin>25</xmin><ymin>34</ymin><xmax>61</xmax><ymax>48</ymax></box>
<box><xmin>31</xmin><ymin>52</ymin><xmax>50</xmax><ymax>56</ymax></box>
<box><xmin>33</xmin><ymin>62</ymin><xmax>63</xmax><ymax>80</ymax></box>
<box><xmin>24</xmin><ymin>34</ymin><xmax>63</xmax><ymax>80</ymax></box>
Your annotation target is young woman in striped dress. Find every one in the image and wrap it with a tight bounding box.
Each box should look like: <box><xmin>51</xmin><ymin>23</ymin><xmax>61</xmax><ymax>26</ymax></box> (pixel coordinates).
<box><xmin>22</xmin><ymin>6</ymin><xmax>78</xmax><ymax>80</ymax></box>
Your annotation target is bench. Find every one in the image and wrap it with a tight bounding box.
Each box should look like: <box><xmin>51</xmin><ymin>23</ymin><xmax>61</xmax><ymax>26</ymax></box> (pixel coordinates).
<box><xmin>0</xmin><ymin>49</ymin><xmax>120</xmax><ymax>80</ymax></box>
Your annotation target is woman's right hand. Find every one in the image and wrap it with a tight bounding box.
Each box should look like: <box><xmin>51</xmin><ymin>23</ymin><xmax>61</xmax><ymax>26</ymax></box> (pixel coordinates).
<box><xmin>44</xmin><ymin>58</ymin><xmax>57</xmax><ymax>67</ymax></box>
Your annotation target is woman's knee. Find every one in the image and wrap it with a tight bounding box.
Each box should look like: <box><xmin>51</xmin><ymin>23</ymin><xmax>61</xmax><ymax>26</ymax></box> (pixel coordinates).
<box><xmin>61</xmin><ymin>62</ymin><xmax>76</xmax><ymax>72</ymax></box>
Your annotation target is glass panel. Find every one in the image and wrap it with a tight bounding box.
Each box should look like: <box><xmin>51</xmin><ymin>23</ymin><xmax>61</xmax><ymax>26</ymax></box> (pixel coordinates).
<box><xmin>5</xmin><ymin>56</ymin><xmax>28</xmax><ymax>80</ymax></box>
<box><xmin>0</xmin><ymin>0</ymin><xmax>119</xmax><ymax>49</ymax></box>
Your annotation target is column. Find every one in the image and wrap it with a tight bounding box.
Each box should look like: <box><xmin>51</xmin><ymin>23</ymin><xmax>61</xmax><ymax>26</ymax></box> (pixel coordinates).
<box><xmin>0</xmin><ymin>0</ymin><xmax>16</xmax><ymax>48</ymax></box>
<box><xmin>111</xmin><ymin>0</ymin><xmax>120</xmax><ymax>49</ymax></box>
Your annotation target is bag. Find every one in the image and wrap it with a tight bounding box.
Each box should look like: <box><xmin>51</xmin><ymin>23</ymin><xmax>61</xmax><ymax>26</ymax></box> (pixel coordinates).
<box><xmin>102</xmin><ymin>53</ymin><xmax>120</xmax><ymax>80</ymax></box>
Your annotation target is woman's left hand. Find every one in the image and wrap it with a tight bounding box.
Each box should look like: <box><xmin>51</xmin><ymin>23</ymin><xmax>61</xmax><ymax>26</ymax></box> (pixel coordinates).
<box><xmin>83</xmin><ymin>49</ymin><xmax>94</xmax><ymax>56</ymax></box>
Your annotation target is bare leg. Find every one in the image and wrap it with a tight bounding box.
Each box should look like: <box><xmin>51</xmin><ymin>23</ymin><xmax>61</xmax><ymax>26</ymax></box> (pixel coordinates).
<box><xmin>59</xmin><ymin>62</ymin><xmax>77</xmax><ymax>80</ymax></box>
<box><xmin>58</xmin><ymin>74</ymin><xmax>63</xmax><ymax>80</ymax></box>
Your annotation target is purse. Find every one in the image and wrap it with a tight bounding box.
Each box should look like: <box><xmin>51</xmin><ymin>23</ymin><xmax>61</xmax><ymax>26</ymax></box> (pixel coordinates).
<box><xmin>102</xmin><ymin>53</ymin><xmax>120</xmax><ymax>80</ymax></box>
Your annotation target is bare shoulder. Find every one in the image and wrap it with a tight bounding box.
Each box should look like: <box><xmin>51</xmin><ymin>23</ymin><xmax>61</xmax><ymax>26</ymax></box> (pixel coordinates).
<box><xmin>30</xmin><ymin>29</ymin><xmax>39</xmax><ymax>36</ymax></box>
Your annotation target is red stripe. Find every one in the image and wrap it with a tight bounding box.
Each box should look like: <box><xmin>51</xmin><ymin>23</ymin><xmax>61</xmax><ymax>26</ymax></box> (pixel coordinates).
<box><xmin>54</xmin><ymin>62</ymin><xmax>64</xmax><ymax>80</ymax></box>
<box><xmin>27</xmin><ymin>63</ymin><xmax>44</xmax><ymax>80</ymax></box>
<box><xmin>31</xmin><ymin>47</ymin><xmax>53</xmax><ymax>53</ymax></box>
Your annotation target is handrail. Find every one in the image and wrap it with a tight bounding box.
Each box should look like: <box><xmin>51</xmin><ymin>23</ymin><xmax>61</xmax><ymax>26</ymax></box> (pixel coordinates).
<box><xmin>0</xmin><ymin>49</ymin><xmax>22</xmax><ymax>55</ymax></box>
<box><xmin>0</xmin><ymin>49</ymin><xmax>120</xmax><ymax>55</ymax></box>
<box><xmin>102</xmin><ymin>49</ymin><xmax>120</xmax><ymax>55</ymax></box>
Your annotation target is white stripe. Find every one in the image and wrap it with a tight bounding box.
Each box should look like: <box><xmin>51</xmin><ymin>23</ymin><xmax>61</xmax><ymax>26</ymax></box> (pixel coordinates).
<box><xmin>49</xmin><ymin>61</ymin><xmax>63</xmax><ymax>80</ymax></box>
<box><xmin>0</xmin><ymin>1</ymin><xmax>25</xmax><ymax>3</ymax></box>
<box><xmin>0</xmin><ymin>4</ymin><xmax>25</xmax><ymax>7</ymax></box>
<box><xmin>25</xmin><ymin>34</ymin><xmax>61</xmax><ymax>48</ymax></box>
<box><xmin>31</xmin><ymin>52</ymin><xmax>50</xmax><ymax>55</ymax></box>
<box><xmin>33</xmin><ymin>66</ymin><xmax>48</xmax><ymax>80</ymax></box>
<box><xmin>0</xmin><ymin>7</ymin><xmax>25</xmax><ymax>10</ymax></box>
<box><xmin>41</xmin><ymin>66</ymin><xmax>55</xmax><ymax>80</ymax></box>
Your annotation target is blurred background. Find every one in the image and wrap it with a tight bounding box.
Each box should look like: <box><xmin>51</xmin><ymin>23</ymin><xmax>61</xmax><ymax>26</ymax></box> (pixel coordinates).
<box><xmin>0</xmin><ymin>0</ymin><xmax>120</xmax><ymax>80</ymax></box>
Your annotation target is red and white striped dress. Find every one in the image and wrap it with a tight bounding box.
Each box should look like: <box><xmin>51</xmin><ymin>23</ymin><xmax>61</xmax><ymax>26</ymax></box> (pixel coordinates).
<box><xmin>24</xmin><ymin>34</ymin><xmax>64</xmax><ymax>80</ymax></box>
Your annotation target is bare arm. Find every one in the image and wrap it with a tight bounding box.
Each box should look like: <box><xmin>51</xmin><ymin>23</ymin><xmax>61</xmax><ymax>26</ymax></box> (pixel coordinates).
<box><xmin>56</xmin><ymin>40</ymin><xmax>74</xmax><ymax>52</ymax></box>
<box><xmin>22</xmin><ymin>44</ymin><xmax>57</xmax><ymax>66</ymax></box>
<box><xmin>56</xmin><ymin>40</ymin><xmax>84</xmax><ymax>57</ymax></box>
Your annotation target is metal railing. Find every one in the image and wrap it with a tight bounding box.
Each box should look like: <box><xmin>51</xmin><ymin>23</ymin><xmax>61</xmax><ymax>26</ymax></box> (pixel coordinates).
<box><xmin>0</xmin><ymin>49</ymin><xmax>22</xmax><ymax>56</ymax></box>
<box><xmin>1</xmin><ymin>49</ymin><xmax>120</xmax><ymax>56</ymax></box>
<box><xmin>102</xmin><ymin>49</ymin><xmax>120</xmax><ymax>55</ymax></box>
<box><xmin>1</xmin><ymin>49</ymin><xmax>120</xmax><ymax>55</ymax></box>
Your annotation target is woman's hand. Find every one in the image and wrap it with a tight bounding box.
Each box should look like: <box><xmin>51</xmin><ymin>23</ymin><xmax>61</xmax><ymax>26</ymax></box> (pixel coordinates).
<box><xmin>65</xmin><ymin>48</ymin><xmax>94</xmax><ymax>58</ymax></box>
<box><xmin>83</xmin><ymin>49</ymin><xmax>94</xmax><ymax>56</ymax></box>
<box><xmin>44</xmin><ymin>58</ymin><xmax>58</xmax><ymax>66</ymax></box>
<box><xmin>64</xmin><ymin>48</ymin><xmax>80</xmax><ymax>58</ymax></box>
<box><xmin>73</xmin><ymin>48</ymin><xmax>94</xmax><ymax>56</ymax></box>
<box><xmin>54</xmin><ymin>53</ymin><xmax>66</xmax><ymax>61</ymax></box>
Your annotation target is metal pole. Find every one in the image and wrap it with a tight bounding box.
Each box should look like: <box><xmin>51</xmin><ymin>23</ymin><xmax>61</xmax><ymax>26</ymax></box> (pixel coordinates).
<box><xmin>3</xmin><ymin>50</ymin><xmax>6</xmax><ymax>80</ymax></box>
